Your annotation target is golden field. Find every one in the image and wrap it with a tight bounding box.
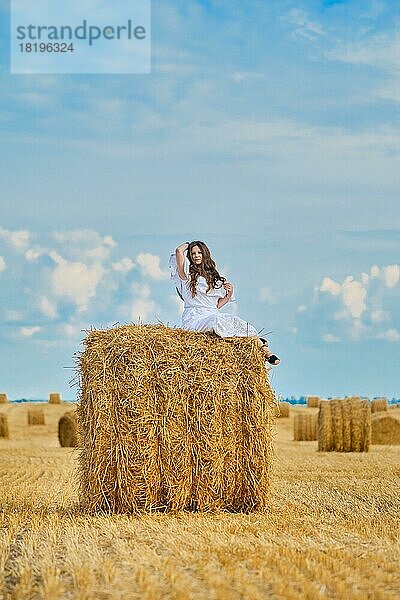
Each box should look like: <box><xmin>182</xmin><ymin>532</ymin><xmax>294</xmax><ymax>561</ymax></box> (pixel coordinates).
<box><xmin>0</xmin><ymin>401</ymin><xmax>399</xmax><ymax>600</ymax></box>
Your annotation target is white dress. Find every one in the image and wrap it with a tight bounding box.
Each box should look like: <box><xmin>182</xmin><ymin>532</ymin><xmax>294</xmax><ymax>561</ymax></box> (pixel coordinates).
<box><xmin>168</xmin><ymin>252</ymin><xmax>260</xmax><ymax>338</ymax></box>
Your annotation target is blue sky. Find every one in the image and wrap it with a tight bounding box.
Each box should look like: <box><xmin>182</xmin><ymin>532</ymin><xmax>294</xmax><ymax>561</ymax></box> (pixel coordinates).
<box><xmin>0</xmin><ymin>0</ymin><xmax>399</xmax><ymax>399</ymax></box>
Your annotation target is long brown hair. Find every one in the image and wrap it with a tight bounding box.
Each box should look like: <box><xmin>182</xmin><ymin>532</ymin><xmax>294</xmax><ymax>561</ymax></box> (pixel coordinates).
<box><xmin>187</xmin><ymin>240</ymin><xmax>227</xmax><ymax>298</ymax></box>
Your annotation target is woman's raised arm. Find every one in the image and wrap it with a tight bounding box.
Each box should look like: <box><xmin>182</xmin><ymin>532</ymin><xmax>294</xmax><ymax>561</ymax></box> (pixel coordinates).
<box><xmin>175</xmin><ymin>242</ymin><xmax>190</xmax><ymax>281</ymax></box>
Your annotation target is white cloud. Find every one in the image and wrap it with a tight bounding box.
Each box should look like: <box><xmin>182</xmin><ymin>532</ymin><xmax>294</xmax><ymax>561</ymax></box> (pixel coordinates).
<box><xmin>320</xmin><ymin>274</ymin><xmax>367</xmax><ymax>319</ymax></box>
<box><xmin>376</xmin><ymin>328</ymin><xmax>400</xmax><ymax>342</ymax></box>
<box><xmin>20</xmin><ymin>326</ymin><xmax>41</xmax><ymax>337</ymax></box>
<box><xmin>361</xmin><ymin>272</ymin><xmax>369</xmax><ymax>285</ymax></box>
<box><xmin>103</xmin><ymin>235</ymin><xmax>116</xmax><ymax>247</ymax></box>
<box><xmin>383</xmin><ymin>264</ymin><xmax>399</xmax><ymax>288</ymax></box>
<box><xmin>328</xmin><ymin>30</ymin><xmax>400</xmax><ymax>69</ymax></box>
<box><xmin>136</xmin><ymin>253</ymin><xmax>168</xmax><ymax>280</ymax></box>
<box><xmin>342</xmin><ymin>276</ymin><xmax>367</xmax><ymax>319</ymax></box>
<box><xmin>52</xmin><ymin>229</ymin><xmax>96</xmax><ymax>244</ymax></box>
<box><xmin>320</xmin><ymin>276</ymin><xmax>341</xmax><ymax>296</ymax></box>
<box><xmin>297</xmin><ymin>304</ymin><xmax>307</xmax><ymax>312</ymax></box>
<box><xmin>86</xmin><ymin>246</ymin><xmax>112</xmax><ymax>261</ymax></box>
<box><xmin>0</xmin><ymin>227</ymin><xmax>32</xmax><ymax>250</ymax></box>
<box><xmin>50</xmin><ymin>253</ymin><xmax>104</xmax><ymax>312</ymax></box>
<box><xmin>48</xmin><ymin>250</ymin><xmax>64</xmax><ymax>265</ymax></box>
<box><xmin>327</xmin><ymin>30</ymin><xmax>400</xmax><ymax>103</ymax></box>
<box><xmin>286</xmin><ymin>8</ymin><xmax>325</xmax><ymax>41</ymax></box>
<box><xmin>308</xmin><ymin>262</ymin><xmax>400</xmax><ymax>342</ymax></box>
<box><xmin>62</xmin><ymin>323</ymin><xmax>81</xmax><ymax>338</ymax></box>
<box><xmin>39</xmin><ymin>296</ymin><xmax>57</xmax><ymax>319</ymax></box>
<box><xmin>322</xmin><ymin>333</ymin><xmax>340</xmax><ymax>343</ymax></box>
<box><xmin>112</xmin><ymin>257</ymin><xmax>135</xmax><ymax>272</ymax></box>
<box><xmin>51</xmin><ymin>229</ymin><xmax>116</xmax><ymax>262</ymax></box>
<box><xmin>370</xmin><ymin>265</ymin><xmax>380</xmax><ymax>278</ymax></box>
<box><xmin>25</xmin><ymin>247</ymin><xmax>46</xmax><ymax>262</ymax></box>
<box><xmin>0</xmin><ymin>256</ymin><xmax>5</xmax><ymax>272</ymax></box>
<box><xmin>370</xmin><ymin>310</ymin><xmax>389</xmax><ymax>323</ymax></box>
<box><xmin>347</xmin><ymin>318</ymin><xmax>366</xmax><ymax>341</ymax></box>
<box><xmin>130</xmin><ymin>283</ymin><xmax>158</xmax><ymax>322</ymax></box>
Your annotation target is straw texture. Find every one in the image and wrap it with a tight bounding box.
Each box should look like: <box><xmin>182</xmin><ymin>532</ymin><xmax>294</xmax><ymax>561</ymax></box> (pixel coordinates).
<box><xmin>307</xmin><ymin>396</ymin><xmax>320</xmax><ymax>408</ymax></box>
<box><xmin>371</xmin><ymin>413</ymin><xmax>400</xmax><ymax>445</ymax></box>
<box><xmin>278</xmin><ymin>402</ymin><xmax>290</xmax><ymax>418</ymax></box>
<box><xmin>371</xmin><ymin>398</ymin><xmax>387</xmax><ymax>413</ymax></box>
<box><xmin>27</xmin><ymin>408</ymin><xmax>45</xmax><ymax>425</ymax></box>
<box><xmin>49</xmin><ymin>393</ymin><xmax>62</xmax><ymax>404</ymax></box>
<box><xmin>0</xmin><ymin>393</ymin><xmax>8</xmax><ymax>404</ymax></box>
<box><xmin>293</xmin><ymin>413</ymin><xmax>317</xmax><ymax>441</ymax></box>
<box><xmin>58</xmin><ymin>411</ymin><xmax>78</xmax><ymax>447</ymax></box>
<box><xmin>318</xmin><ymin>398</ymin><xmax>371</xmax><ymax>452</ymax></box>
<box><xmin>0</xmin><ymin>413</ymin><xmax>9</xmax><ymax>438</ymax></box>
<box><xmin>76</xmin><ymin>323</ymin><xmax>277</xmax><ymax>514</ymax></box>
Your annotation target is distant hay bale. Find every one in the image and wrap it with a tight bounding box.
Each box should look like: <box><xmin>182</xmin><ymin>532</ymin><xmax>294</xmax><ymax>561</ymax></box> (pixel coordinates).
<box><xmin>49</xmin><ymin>392</ymin><xmax>62</xmax><ymax>404</ymax></box>
<box><xmin>0</xmin><ymin>414</ymin><xmax>9</xmax><ymax>438</ymax></box>
<box><xmin>307</xmin><ymin>396</ymin><xmax>320</xmax><ymax>408</ymax></box>
<box><xmin>76</xmin><ymin>323</ymin><xmax>277</xmax><ymax>514</ymax></box>
<box><xmin>278</xmin><ymin>402</ymin><xmax>290</xmax><ymax>418</ymax></box>
<box><xmin>371</xmin><ymin>398</ymin><xmax>387</xmax><ymax>413</ymax></box>
<box><xmin>0</xmin><ymin>393</ymin><xmax>8</xmax><ymax>404</ymax></box>
<box><xmin>27</xmin><ymin>408</ymin><xmax>45</xmax><ymax>425</ymax></box>
<box><xmin>58</xmin><ymin>411</ymin><xmax>78</xmax><ymax>447</ymax></box>
<box><xmin>371</xmin><ymin>413</ymin><xmax>400</xmax><ymax>445</ymax></box>
<box><xmin>294</xmin><ymin>413</ymin><xmax>317</xmax><ymax>441</ymax></box>
<box><xmin>318</xmin><ymin>397</ymin><xmax>371</xmax><ymax>452</ymax></box>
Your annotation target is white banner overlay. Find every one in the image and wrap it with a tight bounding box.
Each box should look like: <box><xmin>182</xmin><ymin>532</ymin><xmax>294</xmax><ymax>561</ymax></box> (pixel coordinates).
<box><xmin>10</xmin><ymin>0</ymin><xmax>151</xmax><ymax>74</ymax></box>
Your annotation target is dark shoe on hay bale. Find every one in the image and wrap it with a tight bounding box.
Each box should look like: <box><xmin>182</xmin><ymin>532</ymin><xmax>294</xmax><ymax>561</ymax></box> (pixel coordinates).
<box><xmin>76</xmin><ymin>324</ymin><xmax>277</xmax><ymax>514</ymax></box>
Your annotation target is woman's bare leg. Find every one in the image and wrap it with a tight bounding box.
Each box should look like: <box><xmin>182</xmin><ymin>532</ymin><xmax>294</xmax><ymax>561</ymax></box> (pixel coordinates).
<box><xmin>256</xmin><ymin>337</ymin><xmax>271</xmax><ymax>358</ymax></box>
<box><xmin>257</xmin><ymin>337</ymin><xmax>280</xmax><ymax>364</ymax></box>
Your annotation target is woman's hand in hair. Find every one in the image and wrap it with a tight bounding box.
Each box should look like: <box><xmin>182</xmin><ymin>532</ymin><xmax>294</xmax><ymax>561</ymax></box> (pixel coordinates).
<box><xmin>176</xmin><ymin>242</ymin><xmax>189</xmax><ymax>253</ymax></box>
<box><xmin>223</xmin><ymin>282</ymin><xmax>234</xmax><ymax>297</ymax></box>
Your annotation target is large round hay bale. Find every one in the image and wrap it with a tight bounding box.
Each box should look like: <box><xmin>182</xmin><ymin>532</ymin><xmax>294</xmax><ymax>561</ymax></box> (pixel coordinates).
<box><xmin>27</xmin><ymin>408</ymin><xmax>45</xmax><ymax>425</ymax></box>
<box><xmin>0</xmin><ymin>413</ymin><xmax>9</xmax><ymax>438</ymax></box>
<box><xmin>58</xmin><ymin>411</ymin><xmax>78</xmax><ymax>447</ymax></box>
<box><xmin>278</xmin><ymin>402</ymin><xmax>290</xmax><ymax>418</ymax></box>
<box><xmin>307</xmin><ymin>396</ymin><xmax>320</xmax><ymax>408</ymax></box>
<box><xmin>49</xmin><ymin>392</ymin><xmax>62</xmax><ymax>404</ymax></box>
<box><xmin>318</xmin><ymin>397</ymin><xmax>370</xmax><ymax>452</ymax></box>
<box><xmin>371</xmin><ymin>413</ymin><xmax>400</xmax><ymax>445</ymax></box>
<box><xmin>371</xmin><ymin>398</ymin><xmax>387</xmax><ymax>413</ymax></box>
<box><xmin>293</xmin><ymin>413</ymin><xmax>317</xmax><ymax>441</ymax></box>
<box><xmin>76</xmin><ymin>323</ymin><xmax>277</xmax><ymax>514</ymax></box>
<box><xmin>318</xmin><ymin>400</ymin><xmax>332</xmax><ymax>451</ymax></box>
<box><xmin>0</xmin><ymin>393</ymin><xmax>8</xmax><ymax>404</ymax></box>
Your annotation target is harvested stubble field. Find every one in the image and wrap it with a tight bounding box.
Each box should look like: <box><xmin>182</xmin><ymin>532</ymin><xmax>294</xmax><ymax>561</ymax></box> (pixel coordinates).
<box><xmin>0</xmin><ymin>402</ymin><xmax>399</xmax><ymax>600</ymax></box>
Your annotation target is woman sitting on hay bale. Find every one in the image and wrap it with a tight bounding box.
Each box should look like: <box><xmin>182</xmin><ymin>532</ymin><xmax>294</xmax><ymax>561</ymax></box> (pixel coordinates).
<box><xmin>169</xmin><ymin>241</ymin><xmax>281</xmax><ymax>366</ymax></box>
